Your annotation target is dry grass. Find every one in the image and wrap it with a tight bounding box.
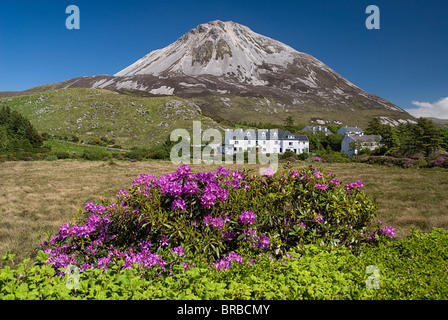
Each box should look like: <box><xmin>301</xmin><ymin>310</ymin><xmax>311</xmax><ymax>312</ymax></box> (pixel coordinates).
<box><xmin>1</xmin><ymin>159</ymin><xmax>447</xmax><ymax>266</ymax></box>
<box><xmin>314</xmin><ymin>162</ymin><xmax>448</xmax><ymax>238</ymax></box>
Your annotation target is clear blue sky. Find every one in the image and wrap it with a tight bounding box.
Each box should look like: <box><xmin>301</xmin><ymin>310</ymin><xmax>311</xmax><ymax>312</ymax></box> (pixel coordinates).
<box><xmin>1</xmin><ymin>0</ymin><xmax>447</xmax><ymax>118</ymax></box>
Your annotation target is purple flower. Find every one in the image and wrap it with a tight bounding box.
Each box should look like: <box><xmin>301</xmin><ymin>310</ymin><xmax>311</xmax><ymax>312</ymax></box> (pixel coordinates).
<box><xmin>344</xmin><ymin>180</ymin><xmax>364</xmax><ymax>193</ymax></box>
<box><xmin>379</xmin><ymin>226</ymin><xmax>396</xmax><ymax>238</ymax></box>
<box><xmin>161</xmin><ymin>181</ymin><xmax>183</xmax><ymax>197</ymax></box>
<box><xmin>97</xmin><ymin>257</ymin><xmax>111</xmax><ymax>269</ymax></box>
<box><xmin>176</xmin><ymin>164</ymin><xmax>192</xmax><ymax>178</ymax></box>
<box><xmin>213</xmin><ymin>252</ymin><xmax>243</xmax><ymax>270</ymax></box>
<box><xmin>296</xmin><ymin>221</ymin><xmax>307</xmax><ymax>230</ymax></box>
<box><xmin>313</xmin><ymin>171</ymin><xmax>323</xmax><ymax>179</ymax></box>
<box><xmin>315</xmin><ymin>183</ymin><xmax>328</xmax><ymax>190</ymax></box>
<box><xmin>223</xmin><ymin>230</ymin><xmax>237</xmax><ymax>243</ymax></box>
<box><xmin>242</xmin><ymin>228</ymin><xmax>258</xmax><ymax>244</ymax></box>
<box><xmin>329</xmin><ymin>179</ymin><xmax>341</xmax><ymax>186</ymax></box>
<box><xmin>201</xmin><ymin>191</ymin><xmax>216</xmax><ymax>208</ymax></box>
<box><xmin>84</xmin><ymin>202</ymin><xmax>105</xmax><ymax>215</ymax></box>
<box><xmin>313</xmin><ymin>213</ymin><xmax>325</xmax><ymax>224</ymax></box>
<box><xmin>132</xmin><ymin>174</ymin><xmax>157</xmax><ymax>188</ymax></box>
<box><xmin>182</xmin><ymin>180</ymin><xmax>199</xmax><ymax>196</ymax></box>
<box><xmin>231</xmin><ymin>171</ymin><xmax>243</xmax><ymax>180</ymax></box>
<box><xmin>171</xmin><ymin>198</ymin><xmax>186</xmax><ymax>211</ymax></box>
<box><xmin>203</xmin><ymin>214</ymin><xmax>228</xmax><ymax>230</ymax></box>
<box><xmin>256</xmin><ymin>235</ymin><xmax>270</xmax><ymax>249</ymax></box>
<box><xmin>239</xmin><ymin>210</ymin><xmax>257</xmax><ymax>225</ymax></box>
<box><xmin>159</xmin><ymin>234</ymin><xmax>170</xmax><ymax>247</ymax></box>
<box><xmin>289</xmin><ymin>170</ymin><xmax>299</xmax><ymax>178</ymax></box>
<box><xmin>59</xmin><ymin>223</ymin><xmax>71</xmax><ymax>238</ymax></box>
<box><xmin>216</xmin><ymin>167</ymin><xmax>230</xmax><ymax>177</ymax></box>
<box><xmin>116</xmin><ymin>189</ymin><xmax>128</xmax><ymax>197</ymax></box>
<box><xmin>263</xmin><ymin>168</ymin><xmax>275</xmax><ymax>177</ymax></box>
<box><xmin>171</xmin><ymin>245</ymin><xmax>186</xmax><ymax>257</ymax></box>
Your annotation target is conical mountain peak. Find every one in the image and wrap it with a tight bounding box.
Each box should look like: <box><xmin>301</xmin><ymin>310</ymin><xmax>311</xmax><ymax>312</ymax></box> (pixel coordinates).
<box><xmin>114</xmin><ymin>20</ymin><xmax>302</xmax><ymax>85</ymax></box>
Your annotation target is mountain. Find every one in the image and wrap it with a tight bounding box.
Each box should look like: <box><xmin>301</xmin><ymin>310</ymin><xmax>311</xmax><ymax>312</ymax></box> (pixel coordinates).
<box><xmin>1</xmin><ymin>20</ymin><xmax>415</xmax><ymax>140</ymax></box>
<box><xmin>426</xmin><ymin>117</ymin><xmax>448</xmax><ymax>127</ymax></box>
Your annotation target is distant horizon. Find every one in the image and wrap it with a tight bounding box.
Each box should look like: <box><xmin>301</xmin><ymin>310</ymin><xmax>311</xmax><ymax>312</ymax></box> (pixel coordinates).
<box><xmin>1</xmin><ymin>0</ymin><xmax>447</xmax><ymax>119</ymax></box>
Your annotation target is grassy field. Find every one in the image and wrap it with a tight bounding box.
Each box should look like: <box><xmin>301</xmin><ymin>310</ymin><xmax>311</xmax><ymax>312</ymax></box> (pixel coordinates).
<box><xmin>1</xmin><ymin>159</ymin><xmax>447</xmax><ymax>267</ymax></box>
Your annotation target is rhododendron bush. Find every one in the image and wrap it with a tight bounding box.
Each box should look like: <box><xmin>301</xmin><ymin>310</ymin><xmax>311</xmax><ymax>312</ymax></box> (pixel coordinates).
<box><xmin>40</xmin><ymin>165</ymin><xmax>393</xmax><ymax>275</ymax></box>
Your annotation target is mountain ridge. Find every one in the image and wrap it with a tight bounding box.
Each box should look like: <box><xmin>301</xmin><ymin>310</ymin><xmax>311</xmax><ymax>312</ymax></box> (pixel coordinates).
<box><xmin>1</xmin><ymin>20</ymin><xmax>415</xmax><ymax>129</ymax></box>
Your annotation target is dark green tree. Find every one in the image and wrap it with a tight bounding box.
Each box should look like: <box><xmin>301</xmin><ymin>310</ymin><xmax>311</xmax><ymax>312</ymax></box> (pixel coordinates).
<box><xmin>415</xmin><ymin>117</ymin><xmax>440</xmax><ymax>156</ymax></box>
<box><xmin>440</xmin><ymin>128</ymin><xmax>448</xmax><ymax>152</ymax></box>
<box><xmin>283</xmin><ymin>116</ymin><xmax>295</xmax><ymax>132</ymax></box>
<box><xmin>365</xmin><ymin>117</ymin><xmax>383</xmax><ymax>135</ymax></box>
<box><xmin>380</xmin><ymin>125</ymin><xmax>401</xmax><ymax>154</ymax></box>
<box><xmin>0</xmin><ymin>106</ymin><xmax>43</xmax><ymax>154</ymax></box>
<box><xmin>321</xmin><ymin>133</ymin><xmax>344</xmax><ymax>152</ymax></box>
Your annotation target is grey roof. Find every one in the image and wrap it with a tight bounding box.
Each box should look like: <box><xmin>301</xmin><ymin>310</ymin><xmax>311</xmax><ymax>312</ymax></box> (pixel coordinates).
<box><xmin>302</xmin><ymin>126</ymin><xmax>329</xmax><ymax>131</ymax></box>
<box><xmin>340</xmin><ymin>126</ymin><xmax>363</xmax><ymax>132</ymax></box>
<box><xmin>227</xmin><ymin>129</ymin><xmax>308</xmax><ymax>141</ymax></box>
<box><xmin>348</xmin><ymin>134</ymin><xmax>381</xmax><ymax>141</ymax></box>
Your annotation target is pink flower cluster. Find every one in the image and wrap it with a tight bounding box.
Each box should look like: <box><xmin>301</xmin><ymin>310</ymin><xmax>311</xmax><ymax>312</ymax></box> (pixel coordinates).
<box><xmin>344</xmin><ymin>180</ymin><xmax>365</xmax><ymax>193</ymax></box>
<box><xmin>239</xmin><ymin>210</ymin><xmax>257</xmax><ymax>224</ymax></box>
<box><xmin>203</xmin><ymin>213</ymin><xmax>230</xmax><ymax>230</ymax></box>
<box><xmin>213</xmin><ymin>252</ymin><xmax>243</xmax><ymax>270</ymax></box>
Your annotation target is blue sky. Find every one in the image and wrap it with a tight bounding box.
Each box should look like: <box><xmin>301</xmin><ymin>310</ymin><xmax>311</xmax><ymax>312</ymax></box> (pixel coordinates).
<box><xmin>0</xmin><ymin>0</ymin><xmax>447</xmax><ymax>118</ymax></box>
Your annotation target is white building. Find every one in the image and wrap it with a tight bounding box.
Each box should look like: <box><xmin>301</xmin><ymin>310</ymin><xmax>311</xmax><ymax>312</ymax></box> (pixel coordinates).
<box><xmin>341</xmin><ymin>134</ymin><xmax>382</xmax><ymax>156</ymax></box>
<box><xmin>224</xmin><ymin>129</ymin><xmax>309</xmax><ymax>155</ymax></box>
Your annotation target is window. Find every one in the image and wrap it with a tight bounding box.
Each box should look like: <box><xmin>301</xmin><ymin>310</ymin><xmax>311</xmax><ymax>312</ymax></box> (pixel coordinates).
<box><xmin>289</xmin><ymin>142</ymin><xmax>293</xmax><ymax>146</ymax></box>
<box><xmin>235</xmin><ymin>141</ymin><xmax>239</xmax><ymax>145</ymax></box>
<box><xmin>274</xmin><ymin>141</ymin><xmax>278</xmax><ymax>145</ymax></box>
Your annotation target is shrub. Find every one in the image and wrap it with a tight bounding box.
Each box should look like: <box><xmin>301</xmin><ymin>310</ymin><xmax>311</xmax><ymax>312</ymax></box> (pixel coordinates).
<box><xmin>148</xmin><ymin>145</ymin><xmax>169</xmax><ymax>160</ymax></box>
<box><xmin>44</xmin><ymin>155</ymin><xmax>58</xmax><ymax>161</ymax></box>
<box><xmin>39</xmin><ymin>165</ymin><xmax>388</xmax><ymax>277</ymax></box>
<box><xmin>52</xmin><ymin>151</ymin><xmax>71</xmax><ymax>160</ymax></box>
<box><xmin>415</xmin><ymin>158</ymin><xmax>428</xmax><ymax>168</ymax></box>
<box><xmin>319</xmin><ymin>152</ymin><xmax>350</xmax><ymax>163</ymax></box>
<box><xmin>82</xmin><ymin>147</ymin><xmax>112</xmax><ymax>161</ymax></box>
<box><xmin>2</xmin><ymin>229</ymin><xmax>447</xmax><ymax>300</ymax></box>
<box><xmin>125</xmin><ymin>148</ymin><xmax>149</xmax><ymax>161</ymax></box>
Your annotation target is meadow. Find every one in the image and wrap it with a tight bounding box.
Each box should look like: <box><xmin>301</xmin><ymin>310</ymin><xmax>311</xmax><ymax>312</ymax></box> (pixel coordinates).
<box><xmin>1</xmin><ymin>159</ymin><xmax>447</xmax><ymax>268</ymax></box>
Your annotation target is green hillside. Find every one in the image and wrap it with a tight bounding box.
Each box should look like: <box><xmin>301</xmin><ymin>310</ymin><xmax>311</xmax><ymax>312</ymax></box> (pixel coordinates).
<box><xmin>0</xmin><ymin>88</ymin><xmax>221</xmax><ymax>149</ymax></box>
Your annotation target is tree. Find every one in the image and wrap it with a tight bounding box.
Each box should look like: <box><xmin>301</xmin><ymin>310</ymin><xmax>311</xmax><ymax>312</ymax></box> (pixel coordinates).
<box><xmin>440</xmin><ymin>128</ymin><xmax>448</xmax><ymax>152</ymax></box>
<box><xmin>0</xmin><ymin>125</ymin><xmax>8</xmax><ymax>151</ymax></box>
<box><xmin>380</xmin><ymin>125</ymin><xmax>400</xmax><ymax>154</ymax></box>
<box><xmin>283</xmin><ymin>116</ymin><xmax>295</xmax><ymax>132</ymax></box>
<box><xmin>365</xmin><ymin>117</ymin><xmax>383</xmax><ymax>135</ymax></box>
<box><xmin>0</xmin><ymin>106</ymin><xmax>43</xmax><ymax>154</ymax></box>
<box><xmin>416</xmin><ymin>117</ymin><xmax>440</xmax><ymax>156</ymax></box>
<box><xmin>327</xmin><ymin>125</ymin><xmax>341</xmax><ymax>134</ymax></box>
<box><xmin>321</xmin><ymin>133</ymin><xmax>343</xmax><ymax>152</ymax></box>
